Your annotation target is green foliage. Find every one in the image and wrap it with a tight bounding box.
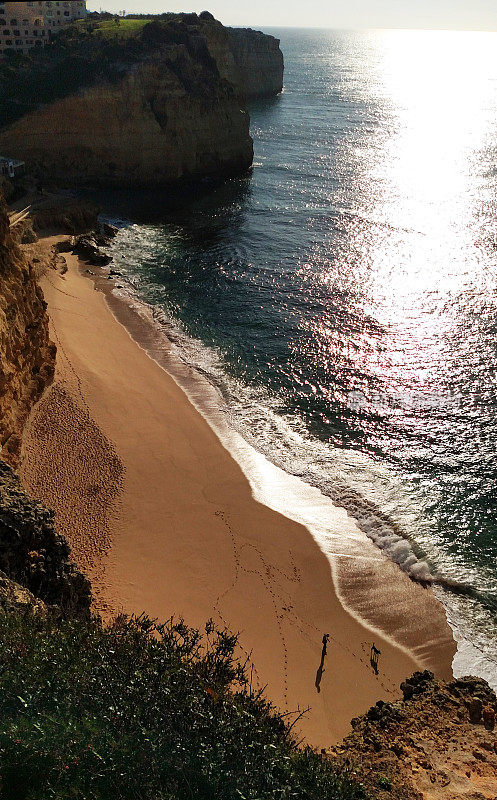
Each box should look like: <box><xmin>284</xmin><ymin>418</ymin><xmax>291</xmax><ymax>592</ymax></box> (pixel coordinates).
<box><xmin>72</xmin><ymin>17</ymin><xmax>149</xmax><ymax>40</ymax></box>
<box><xmin>377</xmin><ymin>776</ymin><xmax>392</xmax><ymax>791</ymax></box>
<box><xmin>0</xmin><ymin>611</ymin><xmax>364</xmax><ymax>800</ymax></box>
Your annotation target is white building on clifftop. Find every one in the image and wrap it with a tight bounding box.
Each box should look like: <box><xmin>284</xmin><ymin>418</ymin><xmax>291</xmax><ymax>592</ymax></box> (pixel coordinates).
<box><xmin>0</xmin><ymin>1</ymin><xmax>87</xmax><ymax>57</ymax></box>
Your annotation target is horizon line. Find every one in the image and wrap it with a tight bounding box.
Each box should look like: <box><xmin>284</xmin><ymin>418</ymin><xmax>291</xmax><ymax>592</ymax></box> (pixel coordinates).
<box><xmin>111</xmin><ymin>14</ymin><xmax>497</xmax><ymax>34</ymax></box>
<box><xmin>235</xmin><ymin>23</ymin><xmax>497</xmax><ymax>33</ymax></box>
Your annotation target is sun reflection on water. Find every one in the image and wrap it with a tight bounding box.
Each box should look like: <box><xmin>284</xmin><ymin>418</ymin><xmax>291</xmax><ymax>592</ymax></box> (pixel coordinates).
<box><xmin>350</xmin><ymin>31</ymin><xmax>497</xmax><ymax>302</ymax></box>
<box><xmin>308</xmin><ymin>31</ymin><xmax>497</xmax><ymax>416</ymax></box>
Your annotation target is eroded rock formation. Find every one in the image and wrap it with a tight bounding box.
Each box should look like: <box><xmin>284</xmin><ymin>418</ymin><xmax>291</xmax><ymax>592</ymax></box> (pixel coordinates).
<box><xmin>0</xmin><ymin>66</ymin><xmax>252</xmax><ymax>188</ymax></box>
<box><xmin>0</xmin><ymin>198</ymin><xmax>55</xmax><ymax>465</ymax></box>
<box><xmin>201</xmin><ymin>17</ymin><xmax>284</xmax><ymax>99</ymax></box>
<box><xmin>0</xmin><ymin>460</ymin><xmax>91</xmax><ymax>617</ymax></box>
<box><xmin>330</xmin><ymin>670</ymin><xmax>497</xmax><ymax>799</ymax></box>
<box><xmin>0</xmin><ymin>20</ymin><xmax>256</xmax><ymax>188</ymax></box>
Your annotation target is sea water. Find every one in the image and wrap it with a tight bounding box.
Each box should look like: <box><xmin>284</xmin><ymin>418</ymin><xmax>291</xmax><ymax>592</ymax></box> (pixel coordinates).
<box><xmin>102</xmin><ymin>28</ymin><xmax>497</xmax><ymax>685</ymax></box>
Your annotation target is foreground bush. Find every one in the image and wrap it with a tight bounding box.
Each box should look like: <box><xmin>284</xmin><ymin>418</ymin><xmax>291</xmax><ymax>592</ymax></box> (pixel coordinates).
<box><xmin>0</xmin><ymin>612</ymin><xmax>364</xmax><ymax>799</ymax></box>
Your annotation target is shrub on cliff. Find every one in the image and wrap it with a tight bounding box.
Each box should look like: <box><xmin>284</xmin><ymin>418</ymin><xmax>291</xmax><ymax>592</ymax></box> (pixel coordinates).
<box><xmin>0</xmin><ymin>612</ymin><xmax>364</xmax><ymax>800</ymax></box>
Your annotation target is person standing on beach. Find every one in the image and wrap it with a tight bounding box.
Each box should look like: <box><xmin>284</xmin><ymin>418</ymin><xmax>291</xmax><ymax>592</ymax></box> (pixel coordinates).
<box><xmin>370</xmin><ymin>642</ymin><xmax>381</xmax><ymax>672</ymax></box>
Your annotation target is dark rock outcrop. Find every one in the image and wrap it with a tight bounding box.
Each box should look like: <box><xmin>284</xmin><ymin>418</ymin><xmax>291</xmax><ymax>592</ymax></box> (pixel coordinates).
<box><xmin>0</xmin><ymin>460</ymin><xmax>91</xmax><ymax>618</ymax></box>
<box><xmin>0</xmin><ymin>570</ymin><xmax>48</xmax><ymax>615</ymax></box>
<box><xmin>0</xmin><ymin>198</ymin><xmax>55</xmax><ymax>465</ymax></box>
<box><xmin>201</xmin><ymin>19</ymin><xmax>284</xmax><ymax>99</ymax></box>
<box><xmin>73</xmin><ymin>234</ymin><xmax>113</xmax><ymax>266</ymax></box>
<box><xmin>102</xmin><ymin>222</ymin><xmax>119</xmax><ymax>239</ymax></box>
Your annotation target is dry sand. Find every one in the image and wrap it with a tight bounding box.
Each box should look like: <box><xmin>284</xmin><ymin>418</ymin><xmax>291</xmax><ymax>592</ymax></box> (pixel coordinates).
<box><xmin>21</xmin><ymin>235</ymin><xmax>456</xmax><ymax>746</ymax></box>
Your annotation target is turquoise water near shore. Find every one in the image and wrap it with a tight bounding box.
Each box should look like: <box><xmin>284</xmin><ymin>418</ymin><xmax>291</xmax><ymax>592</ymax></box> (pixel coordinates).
<box><xmin>104</xmin><ymin>28</ymin><xmax>497</xmax><ymax>683</ymax></box>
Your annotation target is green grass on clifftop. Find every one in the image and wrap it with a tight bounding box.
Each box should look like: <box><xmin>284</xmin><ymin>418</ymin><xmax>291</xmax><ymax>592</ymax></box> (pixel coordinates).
<box><xmin>71</xmin><ymin>17</ymin><xmax>149</xmax><ymax>39</ymax></box>
<box><xmin>0</xmin><ymin>612</ymin><xmax>365</xmax><ymax>800</ymax></box>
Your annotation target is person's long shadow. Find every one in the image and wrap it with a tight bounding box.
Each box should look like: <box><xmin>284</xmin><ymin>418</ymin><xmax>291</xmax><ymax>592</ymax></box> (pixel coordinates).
<box><xmin>315</xmin><ymin>639</ymin><xmax>328</xmax><ymax>693</ymax></box>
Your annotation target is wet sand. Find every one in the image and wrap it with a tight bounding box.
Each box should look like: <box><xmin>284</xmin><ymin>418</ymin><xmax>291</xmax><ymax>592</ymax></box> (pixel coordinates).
<box><xmin>20</xmin><ymin>235</ymin><xmax>456</xmax><ymax>746</ymax></box>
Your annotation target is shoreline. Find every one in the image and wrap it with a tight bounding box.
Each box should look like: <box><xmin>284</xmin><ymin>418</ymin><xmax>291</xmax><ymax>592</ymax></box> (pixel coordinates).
<box><xmin>20</xmin><ymin>232</ymin><xmax>456</xmax><ymax>746</ymax></box>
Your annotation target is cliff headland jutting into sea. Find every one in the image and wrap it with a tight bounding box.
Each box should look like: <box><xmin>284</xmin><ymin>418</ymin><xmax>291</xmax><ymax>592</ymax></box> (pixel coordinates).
<box><xmin>0</xmin><ymin>11</ymin><xmax>497</xmax><ymax>799</ymax></box>
<box><xmin>0</xmin><ymin>12</ymin><xmax>283</xmax><ymax>186</ymax></box>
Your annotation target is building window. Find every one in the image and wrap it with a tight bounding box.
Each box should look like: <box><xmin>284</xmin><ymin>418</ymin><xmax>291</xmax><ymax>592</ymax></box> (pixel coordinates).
<box><xmin>2</xmin><ymin>29</ymin><xmax>9</xmax><ymax>35</ymax></box>
<box><xmin>13</xmin><ymin>30</ymin><xmax>19</xmax><ymax>36</ymax></box>
<box><xmin>10</xmin><ymin>19</ymin><xmax>17</xmax><ymax>25</ymax></box>
<box><xmin>5</xmin><ymin>39</ymin><xmax>12</xmax><ymax>44</ymax></box>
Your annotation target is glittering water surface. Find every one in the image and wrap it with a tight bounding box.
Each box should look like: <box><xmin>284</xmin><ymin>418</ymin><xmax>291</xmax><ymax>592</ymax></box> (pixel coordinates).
<box><xmin>105</xmin><ymin>29</ymin><xmax>497</xmax><ymax>681</ymax></box>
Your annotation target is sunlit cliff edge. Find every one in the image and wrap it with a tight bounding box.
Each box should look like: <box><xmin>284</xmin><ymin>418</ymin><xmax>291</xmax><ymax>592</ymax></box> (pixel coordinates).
<box><xmin>0</xmin><ymin>199</ymin><xmax>55</xmax><ymax>466</ymax></box>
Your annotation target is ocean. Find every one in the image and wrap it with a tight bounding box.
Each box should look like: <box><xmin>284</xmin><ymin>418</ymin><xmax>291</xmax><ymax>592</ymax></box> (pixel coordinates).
<box><xmin>102</xmin><ymin>28</ymin><xmax>497</xmax><ymax>685</ymax></box>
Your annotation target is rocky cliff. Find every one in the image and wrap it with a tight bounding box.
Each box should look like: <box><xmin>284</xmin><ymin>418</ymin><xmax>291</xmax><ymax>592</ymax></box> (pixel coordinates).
<box><xmin>330</xmin><ymin>670</ymin><xmax>497</xmax><ymax>799</ymax></box>
<box><xmin>0</xmin><ymin>200</ymin><xmax>90</xmax><ymax>619</ymax></box>
<box><xmin>0</xmin><ymin>199</ymin><xmax>55</xmax><ymax>465</ymax></box>
<box><xmin>0</xmin><ymin>13</ymin><xmax>284</xmax><ymax>189</ymax></box>
<box><xmin>0</xmin><ymin>460</ymin><xmax>91</xmax><ymax>617</ymax></box>
<box><xmin>200</xmin><ymin>14</ymin><xmax>284</xmax><ymax>99</ymax></box>
<box><xmin>0</xmin><ymin>66</ymin><xmax>252</xmax><ymax>189</ymax></box>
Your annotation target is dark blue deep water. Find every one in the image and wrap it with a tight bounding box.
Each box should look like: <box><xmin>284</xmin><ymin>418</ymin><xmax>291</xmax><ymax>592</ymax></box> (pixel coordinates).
<box><xmin>106</xmin><ymin>28</ymin><xmax>497</xmax><ymax>681</ymax></box>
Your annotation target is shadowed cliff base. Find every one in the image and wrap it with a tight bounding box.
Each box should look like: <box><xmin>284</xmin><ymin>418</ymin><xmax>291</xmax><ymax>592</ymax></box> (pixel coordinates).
<box><xmin>0</xmin><ymin>460</ymin><xmax>91</xmax><ymax>618</ymax></box>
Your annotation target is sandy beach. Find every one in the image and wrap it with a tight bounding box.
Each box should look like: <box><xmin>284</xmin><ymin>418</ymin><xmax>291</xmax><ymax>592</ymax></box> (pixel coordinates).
<box><xmin>20</xmin><ymin>234</ymin><xmax>456</xmax><ymax>746</ymax></box>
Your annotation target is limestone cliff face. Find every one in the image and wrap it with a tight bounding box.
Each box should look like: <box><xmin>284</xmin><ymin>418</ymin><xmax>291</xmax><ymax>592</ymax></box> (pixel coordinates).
<box><xmin>331</xmin><ymin>670</ymin><xmax>497</xmax><ymax>800</ymax></box>
<box><xmin>0</xmin><ymin>28</ymin><xmax>253</xmax><ymax>188</ymax></box>
<box><xmin>0</xmin><ymin>201</ymin><xmax>55</xmax><ymax>465</ymax></box>
<box><xmin>201</xmin><ymin>18</ymin><xmax>284</xmax><ymax>100</ymax></box>
<box><xmin>0</xmin><ymin>15</ymin><xmax>284</xmax><ymax>188</ymax></box>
